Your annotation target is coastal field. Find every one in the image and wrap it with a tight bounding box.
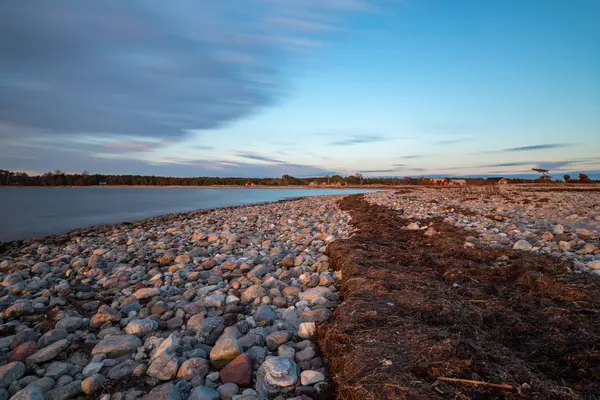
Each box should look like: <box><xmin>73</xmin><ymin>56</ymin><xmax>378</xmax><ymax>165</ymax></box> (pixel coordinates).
<box><xmin>0</xmin><ymin>185</ymin><xmax>599</xmax><ymax>399</ymax></box>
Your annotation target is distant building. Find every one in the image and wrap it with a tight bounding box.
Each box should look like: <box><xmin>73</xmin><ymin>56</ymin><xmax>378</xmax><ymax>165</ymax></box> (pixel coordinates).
<box><xmin>486</xmin><ymin>177</ymin><xmax>508</xmax><ymax>185</ymax></box>
<box><xmin>245</xmin><ymin>180</ymin><xmax>254</xmax><ymax>186</ymax></box>
<box><xmin>98</xmin><ymin>181</ymin><xmax>107</xmax><ymax>185</ymax></box>
<box><xmin>430</xmin><ymin>178</ymin><xmax>448</xmax><ymax>186</ymax></box>
<box><xmin>449</xmin><ymin>179</ymin><xmax>467</xmax><ymax>186</ymax></box>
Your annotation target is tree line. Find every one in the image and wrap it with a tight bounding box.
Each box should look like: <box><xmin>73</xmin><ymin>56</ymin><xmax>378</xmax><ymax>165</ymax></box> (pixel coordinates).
<box><xmin>0</xmin><ymin>169</ymin><xmax>597</xmax><ymax>187</ymax></box>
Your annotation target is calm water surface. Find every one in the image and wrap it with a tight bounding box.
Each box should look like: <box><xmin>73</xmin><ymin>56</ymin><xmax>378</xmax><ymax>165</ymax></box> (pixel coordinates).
<box><xmin>0</xmin><ymin>187</ymin><xmax>375</xmax><ymax>242</ymax></box>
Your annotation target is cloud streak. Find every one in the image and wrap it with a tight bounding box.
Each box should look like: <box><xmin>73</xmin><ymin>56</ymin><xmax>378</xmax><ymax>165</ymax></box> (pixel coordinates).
<box><xmin>234</xmin><ymin>152</ymin><xmax>285</xmax><ymax>163</ymax></box>
<box><xmin>360</xmin><ymin>169</ymin><xmax>398</xmax><ymax>173</ymax></box>
<box><xmin>398</xmin><ymin>155</ymin><xmax>423</xmax><ymax>159</ymax></box>
<box><xmin>330</xmin><ymin>135</ymin><xmax>386</xmax><ymax>146</ymax></box>
<box><xmin>501</xmin><ymin>144</ymin><xmax>573</xmax><ymax>152</ymax></box>
<box><xmin>435</xmin><ymin>138</ymin><xmax>473</xmax><ymax>145</ymax></box>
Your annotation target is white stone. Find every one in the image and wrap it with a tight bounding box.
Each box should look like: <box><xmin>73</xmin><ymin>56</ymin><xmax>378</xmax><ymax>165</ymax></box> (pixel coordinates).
<box><xmin>298</xmin><ymin>322</ymin><xmax>316</xmax><ymax>339</ymax></box>
<box><xmin>301</xmin><ymin>370</ymin><xmax>326</xmax><ymax>385</ymax></box>
<box><xmin>513</xmin><ymin>240</ymin><xmax>532</xmax><ymax>251</ymax></box>
<box><xmin>587</xmin><ymin>260</ymin><xmax>600</xmax><ymax>270</ymax></box>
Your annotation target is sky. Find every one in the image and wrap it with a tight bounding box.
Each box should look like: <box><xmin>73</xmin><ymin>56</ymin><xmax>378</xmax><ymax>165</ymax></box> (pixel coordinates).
<box><xmin>1</xmin><ymin>0</ymin><xmax>599</xmax><ymax>179</ymax></box>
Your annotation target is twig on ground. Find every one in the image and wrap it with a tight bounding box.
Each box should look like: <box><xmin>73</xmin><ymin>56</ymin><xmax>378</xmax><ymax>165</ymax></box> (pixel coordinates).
<box><xmin>438</xmin><ymin>377</ymin><xmax>515</xmax><ymax>390</ymax></box>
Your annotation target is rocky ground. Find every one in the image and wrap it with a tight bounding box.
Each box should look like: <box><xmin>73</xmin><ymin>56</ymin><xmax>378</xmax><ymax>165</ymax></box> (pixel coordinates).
<box><xmin>0</xmin><ymin>196</ymin><xmax>351</xmax><ymax>400</ymax></box>
<box><xmin>366</xmin><ymin>186</ymin><xmax>600</xmax><ymax>274</ymax></box>
<box><xmin>2</xmin><ymin>185</ymin><xmax>599</xmax><ymax>400</ymax></box>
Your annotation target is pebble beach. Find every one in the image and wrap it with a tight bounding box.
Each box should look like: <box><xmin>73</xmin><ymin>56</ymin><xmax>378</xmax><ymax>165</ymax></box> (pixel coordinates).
<box><xmin>1</xmin><ymin>186</ymin><xmax>599</xmax><ymax>400</ymax></box>
<box><xmin>0</xmin><ymin>195</ymin><xmax>352</xmax><ymax>400</ymax></box>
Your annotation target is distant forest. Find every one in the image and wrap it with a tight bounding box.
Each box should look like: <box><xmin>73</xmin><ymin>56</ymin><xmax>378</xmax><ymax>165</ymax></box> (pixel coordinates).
<box><xmin>0</xmin><ymin>169</ymin><xmax>595</xmax><ymax>187</ymax></box>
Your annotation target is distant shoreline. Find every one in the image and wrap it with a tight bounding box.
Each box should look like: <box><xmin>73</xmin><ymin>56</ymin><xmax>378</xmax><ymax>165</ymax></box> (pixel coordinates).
<box><xmin>0</xmin><ymin>184</ymin><xmax>393</xmax><ymax>189</ymax></box>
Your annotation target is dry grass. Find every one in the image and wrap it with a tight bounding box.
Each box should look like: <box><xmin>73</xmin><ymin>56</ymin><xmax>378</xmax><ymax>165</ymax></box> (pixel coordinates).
<box><xmin>319</xmin><ymin>194</ymin><xmax>600</xmax><ymax>399</ymax></box>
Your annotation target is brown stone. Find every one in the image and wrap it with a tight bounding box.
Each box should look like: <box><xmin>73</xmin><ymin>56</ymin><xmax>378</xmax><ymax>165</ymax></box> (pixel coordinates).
<box><xmin>90</xmin><ymin>305</ymin><xmax>121</xmax><ymax>329</ymax></box>
<box><xmin>219</xmin><ymin>353</ymin><xmax>253</xmax><ymax>387</ymax></box>
<box><xmin>187</xmin><ymin>313</ymin><xmax>205</xmax><ymax>331</ymax></box>
<box><xmin>166</xmin><ymin>316</ymin><xmax>183</xmax><ymax>330</ymax></box>
<box><xmin>282</xmin><ymin>287</ymin><xmax>300</xmax><ymax>297</ymax></box>
<box><xmin>8</xmin><ymin>341</ymin><xmax>37</xmax><ymax>362</ymax></box>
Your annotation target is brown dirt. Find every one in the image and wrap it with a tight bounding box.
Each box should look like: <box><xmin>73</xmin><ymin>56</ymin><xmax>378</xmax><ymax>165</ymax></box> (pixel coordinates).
<box><xmin>319</xmin><ymin>194</ymin><xmax>600</xmax><ymax>400</ymax></box>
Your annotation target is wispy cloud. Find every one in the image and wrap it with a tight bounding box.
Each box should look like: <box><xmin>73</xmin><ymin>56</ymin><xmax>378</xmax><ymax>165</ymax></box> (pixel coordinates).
<box><xmin>399</xmin><ymin>155</ymin><xmax>423</xmax><ymax>159</ymax></box>
<box><xmin>360</xmin><ymin>169</ymin><xmax>398</xmax><ymax>173</ymax></box>
<box><xmin>330</xmin><ymin>135</ymin><xmax>385</xmax><ymax>146</ymax></box>
<box><xmin>268</xmin><ymin>17</ymin><xmax>335</xmax><ymax>31</ymax></box>
<box><xmin>501</xmin><ymin>143</ymin><xmax>573</xmax><ymax>152</ymax></box>
<box><xmin>480</xmin><ymin>161</ymin><xmax>534</xmax><ymax>167</ymax></box>
<box><xmin>535</xmin><ymin>160</ymin><xmax>575</xmax><ymax>170</ymax></box>
<box><xmin>435</xmin><ymin>138</ymin><xmax>473</xmax><ymax>145</ymax></box>
<box><xmin>234</xmin><ymin>151</ymin><xmax>284</xmax><ymax>163</ymax></box>
<box><xmin>103</xmin><ymin>141</ymin><xmax>162</xmax><ymax>153</ymax></box>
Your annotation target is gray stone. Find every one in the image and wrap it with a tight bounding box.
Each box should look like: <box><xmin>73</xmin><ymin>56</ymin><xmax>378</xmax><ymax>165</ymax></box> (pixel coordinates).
<box><xmin>253</xmin><ymin>306</ymin><xmax>276</xmax><ymax>327</ymax></box>
<box><xmin>147</xmin><ymin>382</ymin><xmax>182</xmax><ymax>400</ymax></box>
<box><xmin>246</xmin><ymin>346</ymin><xmax>266</xmax><ymax>370</ymax></box>
<box><xmin>147</xmin><ymin>353</ymin><xmax>179</xmax><ymax>381</ymax></box>
<box><xmin>0</xmin><ymin>362</ymin><xmax>25</xmax><ymax>388</ymax></box>
<box><xmin>107</xmin><ymin>360</ymin><xmax>138</xmax><ymax>380</ymax></box>
<box><xmin>9</xmin><ymin>387</ymin><xmax>44</xmax><ymax>400</ymax></box>
<box><xmin>37</xmin><ymin>329</ymin><xmax>69</xmax><ymax>349</ymax></box>
<box><xmin>44</xmin><ymin>362</ymin><xmax>72</xmax><ymax>379</ymax></box>
<box><xmin>82</xmin><ymin>362</ymin><xmax>104</xmax><ymax>377</ymax></box>
<box><xmin>256</xmin><ymin>357</ymin><xmax>299</xmax><ymax>398</ymax></box>
<box><xmin>298</xmin><ymin>287</ymin><xmax>330</xmax><ymax>302</ymax></box>
<box><xmin>188</xmin><ymin>386</ymin><xmax>220</xmax><ymax>400</ymax></box>
<box><xmin>27</xmin><ymin>339</ymin><xmax>69</xmax><ymax>364</ymax></box>
<box><xmin>217</xmin><ymin>383</ymin><xmax>238</xmax><ymax>400</ymax></box>
<box><xmin>45</xmin><ymin>380</ymin><xmax>83</xmax><ymax>400</ymax></box>
<box><xmin>177</xmin><ymin>358</ymin><xmax>210</xmax><ymax>381</ymax></box>
<box><xmin>91</xmin><ymin>335</ymin><xmax>142</xmax><ymax>357</ymax></box>
<box><xmin>82</xmin><ymin>374</ymin><xmax>105</xmax><ymax>394</ymax></box>
<box><xmin>124</xmin><ymin>318</ymin><xmax>159</xmax><ymax>337</ymax></box>
<box><xmin>55</xmin><ymin>375</ymin><xmax>73</xmax><ymax>387</ymax></box>
<box><xmin>277</xmin><ymin>345</ymin><xmax>295</xmax><ymax>360</ymax></box>
<box><xmin>55</xmin><ymin>317</ymin><xmax>86</xmax><ymax>332</ymax></box>
<box><xmin>204</xmin><ymin>294</ymin><xmax>226</xmax><ymax>309</ymax></box>
<box><xmin>265</xmin><ymin>331</ymin><xmax>292</xmax><ymax>352</ymax></box>
<box><xmin>295</xmin><ymin>346</ymin><xmax>316</xmax><ymax>363</ymax></box>
<box><xmin>26</xmin><ymin>377</ymin><xmax>55</xmax><ymax>393</ymax></box>
<box><xmin>152</xmin><ymin>333</ymin><xmax>179</xmax><ymax>361</ymax></box>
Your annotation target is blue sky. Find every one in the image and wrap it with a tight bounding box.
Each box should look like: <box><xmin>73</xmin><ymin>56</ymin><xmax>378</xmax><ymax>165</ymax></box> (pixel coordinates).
<box><xmin>1</xmin><ymin>0</ymin><xmax>599</xmax><ymax>178</ymax></box>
